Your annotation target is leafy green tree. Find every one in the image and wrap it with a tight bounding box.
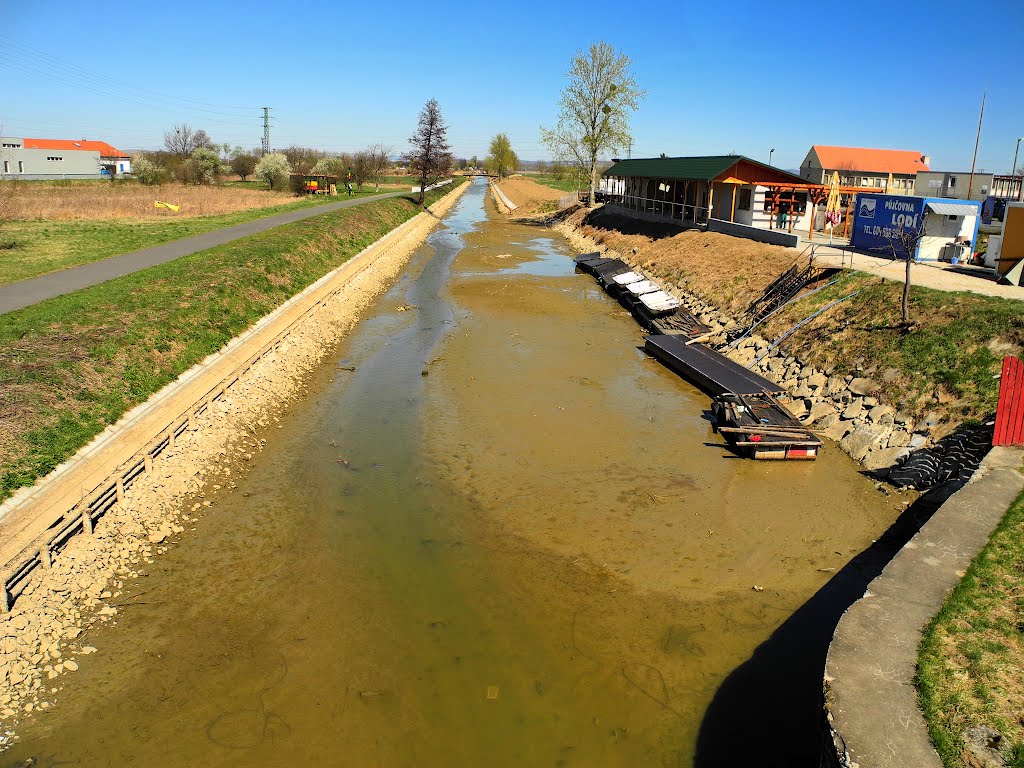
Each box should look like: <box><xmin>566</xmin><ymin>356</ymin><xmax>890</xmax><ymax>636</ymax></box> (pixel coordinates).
<box><xmin>540</xmin><ymin>41</ymin><xmax>644</xmax><ymax>206</ymax></box>
<box><xmin>485</xmin><ymin>133</ymin><xmax>518</xmax><ymax>179</ymax></box>
<box><xmin>254</xmin><ymin>152</ymin><xmax>291</xmax><ymax>190</ymax></box>
<box><xmin>230</xmin><ymin>153</ymin><xmax>257</xmax><ymax>181</ymax></box>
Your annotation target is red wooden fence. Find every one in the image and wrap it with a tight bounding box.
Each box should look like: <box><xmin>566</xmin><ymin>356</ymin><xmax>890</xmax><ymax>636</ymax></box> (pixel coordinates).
<box><xmin>994</xmin><ymin>356</ymin><xmax>1024</xmax><ymax>446</ymax></box>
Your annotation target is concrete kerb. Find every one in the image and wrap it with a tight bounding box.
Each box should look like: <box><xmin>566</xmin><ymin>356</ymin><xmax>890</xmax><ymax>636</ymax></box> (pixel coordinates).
<box><xmin>0</xmin><ymin>180</ymin><xmax>471</xmax><ymax>611</ymax></box>
<box><xmin>490</xmin><ymin>180</ymin><xmax>517</xmax><ymax>212</ymax></box>
<box><xmin>823</xmin><ymin>445</ymin><xmax>1024</xmax><ymax>768</ymax></box>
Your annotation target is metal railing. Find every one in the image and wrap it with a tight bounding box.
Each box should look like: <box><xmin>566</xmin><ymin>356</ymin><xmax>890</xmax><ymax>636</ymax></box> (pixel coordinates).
<box><xmin>604</xmin><ymin>194</ymin><xmax>711</xmax><ymax>224</ymax></box>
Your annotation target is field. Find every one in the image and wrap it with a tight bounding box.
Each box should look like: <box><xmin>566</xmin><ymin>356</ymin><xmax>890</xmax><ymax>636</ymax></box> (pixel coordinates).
<box><xmin>0</xmin><ymin>181</ymin><xmax>394</xmax><ymax>285</ymax></box>
<box><xmin>0</xmin><ymin>180</ymin><xmax>464</xmax><ymax>503</ymax></box>
<box><xmin>528</xmin><ymin>173</ymin><xmax>584</xmax><ymax>193</ymax></box>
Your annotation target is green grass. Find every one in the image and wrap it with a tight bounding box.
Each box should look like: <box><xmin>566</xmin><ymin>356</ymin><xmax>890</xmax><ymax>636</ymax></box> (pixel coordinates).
<box><xmin>917</xmin><ymin>488</ymin><xmax>1024</xmax><ymax>766</ymax></box>
<box><xmin>767</xmin><ymin>272</ymin><xmax>1024</xmax><ymax>424</ymax></box>
<box><xmin>0</xmin><ymin>188</ymin><xmax>395</xmax><ymax>286</ymax></box>
<box><xmin>529</xmin><ymin>174</ymin><xmax>583</xmax><ymax>193</ymax></box>
<box><xmin>0</xmin><ymin>179</ymin><xmax>465</xmax><ymax>502</ymax></box>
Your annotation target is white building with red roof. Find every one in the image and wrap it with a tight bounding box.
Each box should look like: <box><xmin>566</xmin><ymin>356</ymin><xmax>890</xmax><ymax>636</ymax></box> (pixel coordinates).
<box><xmin>0</xmin><ymin>136</ymin><xmax>131</xmax><ymax>179</ymax></box>
<box><xmin>799</xmin><ymin>145</ymin><xmax>930</xmax><ymax>196</ymax></box>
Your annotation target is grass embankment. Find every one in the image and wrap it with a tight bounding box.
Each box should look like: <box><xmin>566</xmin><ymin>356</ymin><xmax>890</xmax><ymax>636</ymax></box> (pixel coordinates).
<box><xmin>917</xmin><ymin>488</ymin><xmax>1024</xmax><ymax>767</ymax></box>
<box><xmin>566</xmin><ymin>206</ymin><xmax>1024</xmax><ymax>434</ymax></box>
<box><xmin>529</xmin><ymin>173</ymin><xmax>581</xmax><ymax>193</ymax></box>
<box><xmin>0</xmin><ymin>185</ymin><xmax>395</xmax><ymax>285</ymax></box>
<box><xmin>763</xmin><ymin>273</ymin><xmax>1023</xmax><ymax>429</ymax></box>
<box><xmin>0</xmin><ymin>179</ymin><xmax>464</xmax><ymax>503</ymax></box>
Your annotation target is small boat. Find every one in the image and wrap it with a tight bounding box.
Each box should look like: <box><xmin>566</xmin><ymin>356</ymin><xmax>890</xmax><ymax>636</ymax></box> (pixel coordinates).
<box><xmin>712</xmin><ymin>393</ymin><xmax>820</xmax><ymax>460</ymax></box>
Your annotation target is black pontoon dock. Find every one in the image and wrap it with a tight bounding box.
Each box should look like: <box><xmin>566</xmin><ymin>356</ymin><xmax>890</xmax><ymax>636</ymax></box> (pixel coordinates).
<box><xmin>644</xmin><ymin>335</ymin><xmax>820</xmax><ymax>460</ymax></box>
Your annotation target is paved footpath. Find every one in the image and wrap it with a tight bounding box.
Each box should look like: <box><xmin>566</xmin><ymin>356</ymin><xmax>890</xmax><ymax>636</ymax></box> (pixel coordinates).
<box><xmin>807</xmin><ymin>244</ymin><xmax>1023</xmax><ymax>300</ymax></box>
<box><xmin>0</xmin><ymin>190</ymin><xmax>409</xmax><ymax>315</ymax></box>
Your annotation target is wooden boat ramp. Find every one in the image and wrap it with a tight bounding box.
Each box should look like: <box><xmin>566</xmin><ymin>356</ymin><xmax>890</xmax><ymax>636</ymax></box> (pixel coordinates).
<box><xmin>574</xmin><ymin>253</ymin><xmax>821</xmax><ymax>460</ymax></box>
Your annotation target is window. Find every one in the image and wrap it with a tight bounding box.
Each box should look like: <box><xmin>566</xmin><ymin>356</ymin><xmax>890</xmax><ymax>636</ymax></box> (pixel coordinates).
<box><xmin>17</xmin><ymin>161</ymin><xmax>23</xmax><ymax>173</ymax></box>
<box><xmin>1</xmin><ymin>142</ymin><xmax>20</xmax><ymax>148</ymax></box>
<box><xmin>738</xmin><ymin>188</ymin><xmax>752</xmax><ymax>211</ymax></box>
<box><xmin>2</xmin><ymin>161</ymin><xmax>7</xmax><ymax>174</ymax></box>
<box><xmin>46</xmin><ymin>156</ymin><xmax>63</xmax><ymax>162</ymax></box>
<box><xmin>948</xmin><ymin>175</ymin><xmax>957</xmax><ymax>189</ymax></box>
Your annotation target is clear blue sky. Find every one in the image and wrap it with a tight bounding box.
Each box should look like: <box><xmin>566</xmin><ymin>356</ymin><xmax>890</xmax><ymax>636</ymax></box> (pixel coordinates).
<box><xmin>3</xmin><ymin>0</ymin><xmax>1023</xmax><ymax>172</ymax></box>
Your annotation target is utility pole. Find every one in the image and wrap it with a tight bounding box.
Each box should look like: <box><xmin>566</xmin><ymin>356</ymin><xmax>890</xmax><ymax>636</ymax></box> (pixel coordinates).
<box><xmin>967</xmin><ymin>91</ymin><xmax>985</xmax><ymax>200</ymax></box>
<box><xmin>261</xmin><ymin>107</ymin><xmax>272</xmax><ymax>157</ymax></box>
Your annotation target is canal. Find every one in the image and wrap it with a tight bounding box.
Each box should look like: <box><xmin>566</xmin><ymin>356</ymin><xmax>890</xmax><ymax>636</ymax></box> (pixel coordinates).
<box><xmin>4</xmin><ymin>178</ymin><xmax>903</xmax><ymax>766</ymax></box>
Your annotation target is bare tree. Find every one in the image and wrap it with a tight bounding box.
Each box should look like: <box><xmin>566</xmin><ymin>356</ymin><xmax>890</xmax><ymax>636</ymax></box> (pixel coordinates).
<box><xmin>540</xmin><ymin>41</ymin><xmax>644</xmax><ymax>207</ymax></box>
<box><xmin>882</xmin><ymin>216</ymin><xmax>928</xmax><ymax>325</ymax></box>
<box><xmin>405</xmin><ymin>98</ymin><xmax>452</xmax><ymax>205</ymax></box>
<box><xmin>367</xmin><ymin>144</ymin><xmax>392</xmax><ymax>191</ymax></box>
<box><xmin>163</xmin><ymin>124</ymin><xmax>215</xmax><ymax>158</ymax></box>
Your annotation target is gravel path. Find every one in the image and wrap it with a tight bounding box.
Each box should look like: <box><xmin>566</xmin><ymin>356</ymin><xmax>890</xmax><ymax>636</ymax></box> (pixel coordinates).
<box><xmin>0</xmin><ymin>191</ymin><xmax>408</xmax><ymax>315</ymax></box>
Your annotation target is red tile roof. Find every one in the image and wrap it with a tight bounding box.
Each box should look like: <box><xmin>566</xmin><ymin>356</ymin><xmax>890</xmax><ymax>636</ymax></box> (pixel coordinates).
<box><xmin>813</xmin><ymin>145</ymin><xmax>930</xmax><ymax>175</ymax></box>
<box><xmin>21</xmin><ymin>138</ymin><xmax>130</xmax><ymax>158</ymax></box>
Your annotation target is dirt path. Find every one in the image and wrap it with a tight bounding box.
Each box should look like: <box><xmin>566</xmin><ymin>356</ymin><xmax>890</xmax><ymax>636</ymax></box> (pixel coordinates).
<box><xmin>494</xmin><ymin>176</ymin><xmax>566</xmax><ymax>217</ymax></box>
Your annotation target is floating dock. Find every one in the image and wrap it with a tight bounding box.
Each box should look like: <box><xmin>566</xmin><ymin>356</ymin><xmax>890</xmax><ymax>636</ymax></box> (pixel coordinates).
<box><xmin>643</xmin><ymin>335</ymin><xmax>783</xmax><ymax>397</ymax></box>
<box><xmin>572</xmin><ymin>253</ymin><xmax>818</xmax><ymax>461</ymax></box>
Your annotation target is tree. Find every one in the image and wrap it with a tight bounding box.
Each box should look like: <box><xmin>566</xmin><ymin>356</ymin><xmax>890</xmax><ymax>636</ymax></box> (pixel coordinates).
<box><xmin>231</xmin><ymin>152</ymin><xmax>257</xmax><ymax>181</ymax></box>
<box><xmin>366</xmin><ymin>144</ymin><xmax>392</xmax><ymax>191</ymax></box>
<box><xmin>469</xmin><ymin>155</ymin><xmax>478</xmax><ymax>169</ymax></box>
<box><xmin>131</xmin><ymin>154</ymin><xmax>168</xmax><ymax>185</ymax></box>
<box><xmin>405</xmin><ymin>98</ymin><xmax>452</xmax><ymax>205</ymax></box>
<box><xmin>164</xmin><ymin>124</ymin><xmax>215</xmax><ymax>158</ymax></box>
<box><xmin>881</xmin><ymin>215</ymin><xmax>928</xmax><ymax>325</ymax></box>
<box><xmin>540</xmin><ymin>41</ymin><xmax>644</xmax><ymax>207</ymax></box>
<box><xmin>254</xmin><ymin>152</ymin><xmax>291</xmax><ymax>190</ymax></box>
<box><xmin>282</xmin><ymin>146</ymin><xmax>325</xmax><ymax>175</ymax></box>
<box><xmin>536</xmin><ymin>159</ymin><xmax>548</xmax><ymax>175</ymax></box>
<box><xmin>351</xmin><ymin>150</ymin><xmax>373</xmax><ymax>191</ymax></box>
<box><xmin>485</xmin><ymin>133</ymin><xmax>518</xmax><ymax>179</ymax></box>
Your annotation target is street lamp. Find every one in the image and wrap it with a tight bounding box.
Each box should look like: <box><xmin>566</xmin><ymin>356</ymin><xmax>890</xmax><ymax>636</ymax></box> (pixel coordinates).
<box><xmin>769</xmin><ymin>148</ymin><xmax>775</xmax><ymax>167</ymax></box>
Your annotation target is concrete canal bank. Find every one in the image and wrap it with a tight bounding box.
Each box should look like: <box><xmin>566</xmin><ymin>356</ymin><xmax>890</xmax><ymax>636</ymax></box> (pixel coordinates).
<box><xmin>0</xmin><ymin>179</ymin><xmax>909</xmax><ymax>766</ymax></box>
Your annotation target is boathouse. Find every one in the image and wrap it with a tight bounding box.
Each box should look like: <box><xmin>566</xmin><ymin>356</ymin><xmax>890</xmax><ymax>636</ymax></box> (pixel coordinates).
<box><xmin>601</xmin><ymin>155</ymin><xmax>828</xmax><ymax>247</ymax></box>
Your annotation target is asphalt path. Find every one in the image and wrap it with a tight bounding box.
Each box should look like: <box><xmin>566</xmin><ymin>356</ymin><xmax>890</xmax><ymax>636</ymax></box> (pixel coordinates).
<box><xmin>0</xmin><ymin>190</ymin><xmax>410</xmax><ymax>315</ymax></box>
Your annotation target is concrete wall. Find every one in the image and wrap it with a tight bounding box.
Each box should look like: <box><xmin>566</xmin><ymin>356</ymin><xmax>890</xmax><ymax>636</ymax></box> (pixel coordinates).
<box><xmin>916</xmin><ymin>171</ymin><xmax>994</xmax><ymax>201</ymax></box>
<box><xmin>708</xmin><ymin>217</ymin><xmax>799</xmax><ymax>247</ymax></box>
<box><xmin>0</xmin><ymin>146</ymin><xmax>101</xmax><ymax>178</ymax></box>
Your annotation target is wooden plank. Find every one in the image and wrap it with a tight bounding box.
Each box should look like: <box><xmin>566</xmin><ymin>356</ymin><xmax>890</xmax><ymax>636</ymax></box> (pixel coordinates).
<box><xmin>995</xmin><ymin>356</ymin><xmax>1024</xmax><ymax>446</ymax></box>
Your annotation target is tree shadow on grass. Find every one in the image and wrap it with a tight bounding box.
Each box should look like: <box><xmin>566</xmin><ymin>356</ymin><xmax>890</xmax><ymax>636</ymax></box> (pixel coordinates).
<box><xmin>693</xmin><ymin>489</ymin><xmax>946</xmax><ymax>768</ymax></box>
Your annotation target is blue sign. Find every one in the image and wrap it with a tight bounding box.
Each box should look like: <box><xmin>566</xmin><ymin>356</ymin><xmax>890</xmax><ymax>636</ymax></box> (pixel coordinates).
<box><xmin>851</xmin><ymin>194</ymin><xmax>925</xmax><ymax>258</ymax></box>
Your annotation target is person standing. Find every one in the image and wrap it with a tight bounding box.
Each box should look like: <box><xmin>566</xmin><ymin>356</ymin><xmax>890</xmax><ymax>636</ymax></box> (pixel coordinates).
<box><xmin>345</xmin><ymin>167</ymin><xmax>353</xmax><ymax>197</ymax></box>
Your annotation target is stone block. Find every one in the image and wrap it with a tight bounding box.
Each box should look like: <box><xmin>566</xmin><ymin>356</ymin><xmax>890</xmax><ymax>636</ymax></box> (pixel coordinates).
<box><xmin>862</xmin><ymin>446</ymin><xmax>911</xmax><ymax>472</ymax></box>
<box><xmin>886</xmin><ymin>429</ymin><xmax>911</xmax><ymax>448</ymax></box>
<box><xmin>840</xmin><ymin>423</ymin><xmax>890</xmax><ymax>461</ymax></box>
<box><xmin>807</xmin><ymin>372</ymin><xmax>828</xmax><ymax>389</ymax></box>
<box><xmin>842</xmin><ymin>401</ymin><xmax>864</xmax><ymax>420</ymax></box>
<box><xmin>822</xmin><ymin>418</ymin><xmax>854</xmax><ymax>442</ymax></box>
<box><xmin>848</xmin><ymin>377</ymin><xmax>878</xmax><ymax>396</ymax></box>
<box><xmin>867</xmin><ymin>404</ymin><xmax>895</xmax><ymax>424</ymax></box>
<box><xmin>804</xmin><ymin>401</ymin><xmax>839</xmax><ymax>426</ymax></box>
<box><xmin>826</xmin><ymin>376</ymin><xmax>847</xmax><ymax>396</ymax></box>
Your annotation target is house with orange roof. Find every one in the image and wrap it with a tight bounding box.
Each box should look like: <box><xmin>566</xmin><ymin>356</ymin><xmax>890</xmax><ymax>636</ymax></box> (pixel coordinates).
<box><xmin>799</xmin><ymin>145</ymin><xmax>930</xmax><ymax>196</ymax></box>
<box><xmin>0</xmin><ymin>136</ymin><xmax>131</xmax><ymax>179</ymax></box>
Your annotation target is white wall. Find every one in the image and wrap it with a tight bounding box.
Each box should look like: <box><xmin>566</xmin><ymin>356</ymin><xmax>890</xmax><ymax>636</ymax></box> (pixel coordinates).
<box><xmin>919</xmin><ymin>212</ymin><xmax>978</xmax><ymax>260</ymax></box>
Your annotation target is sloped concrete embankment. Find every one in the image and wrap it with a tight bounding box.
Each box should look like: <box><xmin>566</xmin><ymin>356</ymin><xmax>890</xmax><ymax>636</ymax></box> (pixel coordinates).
<box><xmin>822</xmin><ymin>447</ymin><xmax>1024</xmax><ymax>768</ymax></box>
<box><xmin>0</xmin><ymin>181</ymin><xmax>469</xmax><ymax>731</ymax></box>
<box><xmin>489</xmin><ymin>180</ymin><xmax>517</xmax><ymax>213</ymax></box>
